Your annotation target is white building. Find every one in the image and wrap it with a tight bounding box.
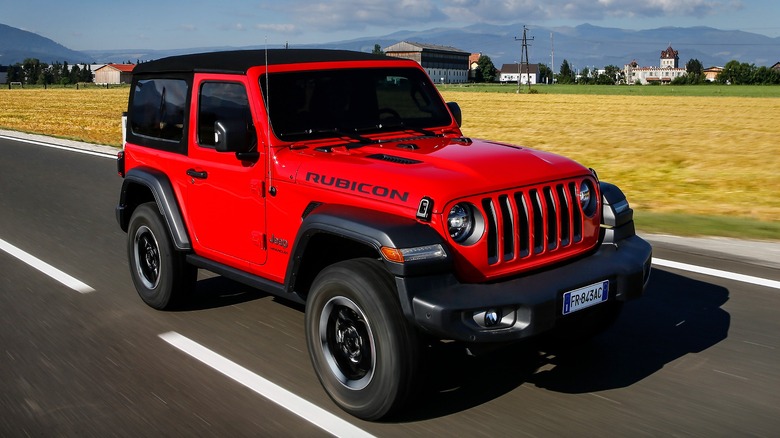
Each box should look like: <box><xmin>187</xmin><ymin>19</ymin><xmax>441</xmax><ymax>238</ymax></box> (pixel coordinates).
<box><xmin>498</xmin><ymin>63</ymin><xmax>540</xmax><ymax>85</ymax></box>
<box><xmin>384</xmin><ymin>41</ymin><xmax>470</xmax><ymax>84</ymax></box>
<box><xmin>624</xmin><ymin>46</ymin><xmax>687</xmax><ymax>85</ymax></box>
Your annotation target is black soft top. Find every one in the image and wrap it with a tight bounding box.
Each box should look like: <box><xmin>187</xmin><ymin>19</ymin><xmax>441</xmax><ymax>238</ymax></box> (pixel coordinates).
<box><xmin>132</xmin><ymin>49</ymin><xmax>396</xmax><ymax>75</ymax></box>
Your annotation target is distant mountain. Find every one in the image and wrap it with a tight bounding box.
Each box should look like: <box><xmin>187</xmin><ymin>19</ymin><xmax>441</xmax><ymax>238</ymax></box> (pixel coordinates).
<box><xmin>312</xmin><ymin>23</ymin><xmax>779</xmax><ymax>70</ymax></box>
<box><xmin>0</xmin><ymin>23</ymin><xmax>92</xmax><ymax>64</ymax></box>
<box><xmin>4</xmin><ymin>21</ymin><xmax>778</xmax><ymax>71</ymax></box>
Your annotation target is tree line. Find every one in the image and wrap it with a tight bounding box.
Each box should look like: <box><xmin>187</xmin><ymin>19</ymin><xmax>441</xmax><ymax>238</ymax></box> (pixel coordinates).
<box><xmin>555</xmin><ymin>58</ymin><xmax>780</xmax><ymax>85</ymax></box>
<box><xmin>3</xmin><ymin>58</ymin><xmax>94</xmax><ymax>85</ymax></box>
<box><xmin>466</xmin><ymin>53</ymin><xmax>780</xmax><ymax>86</ymax></box>
<box><xmin>713</xmin><ymin>60</ymin><xmax>780</xmax><ymax>85</ymax></box>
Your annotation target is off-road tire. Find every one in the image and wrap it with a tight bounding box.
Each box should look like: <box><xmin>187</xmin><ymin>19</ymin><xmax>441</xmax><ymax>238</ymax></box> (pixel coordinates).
<box><xmin>305</xmin><ymin>258</ymin><xmax>418</xmax><ymax>421</ymax></box>
<box><xmin>127</xmin><ymin>202</ymin><xmax>195</xmax><ymax>310</ymax></box>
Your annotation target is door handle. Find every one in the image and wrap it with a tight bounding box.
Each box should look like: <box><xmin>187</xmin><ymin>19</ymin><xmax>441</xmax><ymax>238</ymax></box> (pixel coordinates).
<box><xmin>186</xmin><ymin>169</ymin><xmax>208</xmax><ymax>179</ymax></box>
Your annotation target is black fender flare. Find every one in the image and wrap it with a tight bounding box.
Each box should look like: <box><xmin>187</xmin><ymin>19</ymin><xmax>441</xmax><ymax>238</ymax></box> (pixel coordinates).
<box><xmin>116</xmin><ymin>167</ymin><xmax>191</xmax><ymax>251</ymax></box>
<box><xmin>599</xmin><ymin>181</ymin><xmax>636</xmax><ymax>243</ymax></box>
<box><xmin>285</xmin><ymin>203</ymin><xmax>451</xmax><ymax>294</ymax></box>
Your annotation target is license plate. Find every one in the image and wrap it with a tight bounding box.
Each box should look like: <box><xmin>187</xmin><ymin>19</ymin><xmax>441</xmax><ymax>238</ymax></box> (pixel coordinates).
<box><xmin>562</xmin><ymin>280</ymin><xmax>609</xmax><ymax>315</ymax></box>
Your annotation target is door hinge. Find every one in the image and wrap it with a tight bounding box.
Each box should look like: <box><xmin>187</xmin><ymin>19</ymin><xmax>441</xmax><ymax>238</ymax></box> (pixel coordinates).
<box><xmin>250</xmin><ymin>179</ymin><xmax>266</xmax><ymax>198</ymax></box>
<box><xmin>251</xmin><ymin>232</ymin><xmax>267</xmax><ymax>250</ymax></box>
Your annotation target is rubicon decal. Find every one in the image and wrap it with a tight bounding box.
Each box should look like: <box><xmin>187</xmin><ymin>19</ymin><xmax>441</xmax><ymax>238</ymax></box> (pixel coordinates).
<box><xmin>305</xmin><ymin>172</ymin><xmax>409</xmax><ymax>202</ymax></box>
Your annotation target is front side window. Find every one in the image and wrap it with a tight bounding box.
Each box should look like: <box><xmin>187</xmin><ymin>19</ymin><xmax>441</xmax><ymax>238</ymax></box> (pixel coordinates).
<box><xmin>197</xmin><ymin>82</ymin><xmax>253</xmax><ymax>147</ymax></box>
<box><xmin>130</xmin><ymin>78</ymin><xmax>188</xmax><ymax>143</ymax></box>
<box><xmin>260</xmin><ymin>67</ymin><xmax>451</xmax><ymax>142</ymax></box>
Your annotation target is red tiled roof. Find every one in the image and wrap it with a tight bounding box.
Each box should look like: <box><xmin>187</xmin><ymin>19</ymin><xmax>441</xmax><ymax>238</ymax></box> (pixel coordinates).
<box><xmin>97</xmin><ymin>63</ymin><xmax>136</xmax><ymax>72</ymax></box>
<box><xmin>660</xmin><ymin>46</ymin><xmax>678</xmax><ymax>59</ymax></box>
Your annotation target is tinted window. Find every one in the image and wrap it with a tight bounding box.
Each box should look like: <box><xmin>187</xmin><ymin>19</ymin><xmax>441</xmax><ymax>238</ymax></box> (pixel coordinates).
<box><xmin>260</xmin><ymin>68</ymin><xmax>451</xmax><ymax>141</ymax></box>
<box><xmin>197</xmin><ymin>82</ymin><xmax>253</xmax><ymax>147</ymax></box>
<box><xmin>130</xmin><ymin>78</ymin><xmax>188</xmax><ymax>142</ymax></box>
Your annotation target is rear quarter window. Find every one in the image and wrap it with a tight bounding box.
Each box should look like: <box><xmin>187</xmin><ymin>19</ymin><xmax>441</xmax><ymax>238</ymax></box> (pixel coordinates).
<box><xmin>128</xmin><ymin>78</ymin><xmax>190</xmax><ymax>152</ymax></box>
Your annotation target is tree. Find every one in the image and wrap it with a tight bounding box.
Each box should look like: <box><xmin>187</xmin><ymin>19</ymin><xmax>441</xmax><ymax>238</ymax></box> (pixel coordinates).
<box><xmin>718</xmin><ymin>60</ymin><xmax>756</xmax><ymax>84</ymax></box>
<box><xmin>756</xmin><ymin>66</ymin><xmax>780</xmax><ymax>84</ymax></box>
<box><xmin>80</xmin><ymin>64</ymin><xmax>93</xmax><ymax>83</ymax></box>
<box><xmin>538</xmin><ymin>64</ymin><xmax>552</xmax><ymax>84</ymax></box>
<box><xmin>476</xmin><ymin>54</ymin><xmax>496</xmax><ymax>82</ymax></box>
<box><xmin>22</xmin><ymin>58</ymin><xmax>45</xmax><ymax>84</ymax></box>
<box><xmin>670</xmin><ymin>58</ymin><xmax>707</xmax><ymax>85</ymax></box>
<box><xmin>596</xmin><ymin>65</ymin><xmax>621</xmax><ymax>85</ymax></box>
<box><xmin>70</xmin><ymin>64</ymin><xmax>81</xmax><ymax>84</ymax></box>
<box><xmin>557</xmin><ymin>59</ymin><xmax>575</xmax><ymax>84</ymax></box>
<box><xmin>686</xmin><ymin>58</ymin><xmax>703</xmax><ymax>76</ymax></box>
<box><xmin>7</xmin><ymin>65</ymin><xmax>22</xmax><ymax>83</ymax></box>
<box><xmin>372</xmin><ymin>44</ymin><xmax>384</xmax><ymax>55</ymax></box>
<box><xmin>579</xmin><ymin>66</ymin><xmax>591</xmax><ymax>84</ymax></box>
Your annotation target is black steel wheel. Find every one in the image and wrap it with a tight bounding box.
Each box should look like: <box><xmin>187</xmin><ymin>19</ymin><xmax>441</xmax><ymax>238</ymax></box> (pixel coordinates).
<box><xmin>305</xmin><ymin>258</ymin><xmax>418</xmax><ymax>420</ymax></box>
<box><xmin>127</xmin><ymin>202</ymin><xmax>195</xmax><ymax>310</ymax></box>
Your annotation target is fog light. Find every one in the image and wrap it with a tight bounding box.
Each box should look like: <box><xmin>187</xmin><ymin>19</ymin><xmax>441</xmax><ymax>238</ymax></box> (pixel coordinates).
<box><xmin>484</xmin><ymin>309</ymin><xmax>500</xmax><ymax>327</ymax></box>
<box><xmin>472</xmin><ymin>307</ymin><xmax>516</xmax><ymax>329</ymax></box>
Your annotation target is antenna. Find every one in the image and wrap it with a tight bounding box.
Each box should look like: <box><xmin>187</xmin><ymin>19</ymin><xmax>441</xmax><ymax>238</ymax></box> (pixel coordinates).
<box><xmin>264</xmin><ymin>38</ymin><xmax>275</xmax><ymax>197</ymax></box>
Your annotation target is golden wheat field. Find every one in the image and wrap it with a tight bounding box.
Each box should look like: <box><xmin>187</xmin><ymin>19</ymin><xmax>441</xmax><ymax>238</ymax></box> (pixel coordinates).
<box><xmin>0</xmin><ymin>88</ymin><xmax>129</xmax><ymax>146</ymax></box>
<box><xmin>441</xmin><ymin>91</ymin><xmax>780</xmax><ymax>222</ymax></box>
<box><xmin>0</xmin><ymin>87</ymin><xmax>778</xmax><ymax>223</ymax></box>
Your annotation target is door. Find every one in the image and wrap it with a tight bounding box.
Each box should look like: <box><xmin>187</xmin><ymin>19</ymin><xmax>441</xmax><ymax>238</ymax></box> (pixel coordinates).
<box><xmin>186</xmin><ymin>77</ymin><xmax>267</xmax><ymax>266</ymax></box>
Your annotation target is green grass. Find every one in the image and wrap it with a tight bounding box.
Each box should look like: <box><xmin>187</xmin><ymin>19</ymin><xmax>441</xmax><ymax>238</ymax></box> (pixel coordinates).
<box><xmin>439</xmin><ymin>83</ymin><xmax>780</xmax><ymax>98</ymax></box>
<box><xmin>5</xmin><ymin>83</ymin><xmax>131</xmax><ymax>90</ymax></box>
<box><xmin>635</xmin><ymin>211</ymin><xmax>780</xmax><ymax>241</ymax></box>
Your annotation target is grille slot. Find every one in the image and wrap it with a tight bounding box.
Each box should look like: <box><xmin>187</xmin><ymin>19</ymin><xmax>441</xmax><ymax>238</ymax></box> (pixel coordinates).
<box><xmin>481</xmin><ymin>180</ymin><xmax>589</xmax><ymax>266</ymax></box>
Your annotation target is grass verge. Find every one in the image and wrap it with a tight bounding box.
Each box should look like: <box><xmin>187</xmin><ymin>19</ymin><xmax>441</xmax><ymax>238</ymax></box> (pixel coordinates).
<box><xmin>635</xmin><ymin>211</ymin><xmax>780</xmax><ymax>241</ymax></box>
<box><xmin>439</xmin><ymin>83</ymin><xmax>780</xmax><ymax>98</ymax></box>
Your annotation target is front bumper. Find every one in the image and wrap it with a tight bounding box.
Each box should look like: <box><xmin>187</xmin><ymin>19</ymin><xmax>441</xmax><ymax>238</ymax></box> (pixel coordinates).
<box><xmin>395</xmin><ymin>234</ymin><xmax>652</xmax><ymax>343</ymax></box>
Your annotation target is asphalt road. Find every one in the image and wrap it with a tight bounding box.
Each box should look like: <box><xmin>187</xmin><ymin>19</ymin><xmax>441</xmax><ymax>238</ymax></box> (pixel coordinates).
<box><xmin>1</xmin><ymin>134</ymin><xmax>779</xmax><ymax>437</ymax></box>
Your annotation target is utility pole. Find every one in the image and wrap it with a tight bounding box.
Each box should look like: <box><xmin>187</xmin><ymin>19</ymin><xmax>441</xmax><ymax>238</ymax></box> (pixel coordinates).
<box><xmin>550</xmin><ymin>32</ymin><xmax>555</xmax><ymax>85</ymax></box>
<box><xmin>514</xmin><ymin>26</ymin><xmax>534</xmax><ymax>92</ymax></box>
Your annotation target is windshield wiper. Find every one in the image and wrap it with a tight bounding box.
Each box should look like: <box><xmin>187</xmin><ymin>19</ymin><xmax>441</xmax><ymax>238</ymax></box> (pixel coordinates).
<box><xmin>279</xmin><ymin>127</ymin><xmax>379</xmax><ymax>152</ymax></box>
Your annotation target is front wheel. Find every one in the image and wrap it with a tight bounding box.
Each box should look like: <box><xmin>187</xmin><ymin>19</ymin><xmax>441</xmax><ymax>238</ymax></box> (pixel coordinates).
<box><xmin>305</xmin><ymin>258</ymin><xmax>418</xmax><ymax>420</ymax></box>
<box><xmin>127</xmin><ymin>202</ymin><xmax>195</xmax><ymax>310</ymax></box>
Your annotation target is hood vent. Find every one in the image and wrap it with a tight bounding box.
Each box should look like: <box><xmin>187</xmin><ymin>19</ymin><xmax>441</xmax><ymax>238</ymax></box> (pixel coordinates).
<box><xmin>366</xmin><ymin>154</ymin><xmax>422</xmax><ymax>165</ymax></box>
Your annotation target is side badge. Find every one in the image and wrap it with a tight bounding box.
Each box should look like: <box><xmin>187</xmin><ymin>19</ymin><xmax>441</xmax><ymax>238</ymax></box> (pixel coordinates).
<box><xmin>416</xmin><ymin>197</ymin><xmax>433</xmax><ymax>222</ymax></box>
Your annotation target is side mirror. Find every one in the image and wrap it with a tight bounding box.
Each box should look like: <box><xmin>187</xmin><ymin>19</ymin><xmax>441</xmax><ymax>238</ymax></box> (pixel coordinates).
<box><xmin>447</xmin><ymin>101</ymin><xmax>462</xmax><ymax>127</ymax></box>
<box><xmin>214</xmin><ymin>120</ymin><xmax>259</xmax><ymax>161</ymax></box>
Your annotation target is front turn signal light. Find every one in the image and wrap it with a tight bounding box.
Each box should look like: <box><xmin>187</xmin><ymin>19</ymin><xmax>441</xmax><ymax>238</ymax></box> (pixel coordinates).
<box><xmin>380</xmin><ymin>244</ymin><xmax>447</xmax><ymax>263</ymax></box>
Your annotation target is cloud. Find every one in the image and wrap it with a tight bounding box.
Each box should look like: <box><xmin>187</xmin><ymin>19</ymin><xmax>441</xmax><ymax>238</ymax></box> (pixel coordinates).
<box><xmin>439</xmin><ymin>0</ymin><xmax>734</xmax><ymax>23</ymax></box>
<box><xmin>280</xmin><ymin>0</ymin><xmax>448</xmax><ymax>31</ymax></box>
<box><xmin>246</xmin><ymin>0</ymin><xmax>740</xmax><ymax>38</ymax></box>
<box><xmin>254</xmin><ymin>23</ymin><xmax>298</xmax><ymax>34</ymax></box>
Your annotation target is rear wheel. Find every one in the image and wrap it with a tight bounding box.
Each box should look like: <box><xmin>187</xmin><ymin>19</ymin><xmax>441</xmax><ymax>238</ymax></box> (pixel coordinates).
<box><xmin>127</xmin><ymin>202</ymin><xmax>195</xmax><ymax>310</ymax></box>
<box><xmin>305</xmin><ymin>258</ymin><xmax>418</xmax><ymax>420</ymax></box>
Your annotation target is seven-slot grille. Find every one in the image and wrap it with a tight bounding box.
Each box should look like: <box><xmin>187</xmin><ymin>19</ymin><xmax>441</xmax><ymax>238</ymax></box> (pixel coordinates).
<box><xmin>480</xmin><ymin>179</ymin><xmax>595</xmax><ymax>266</ymax></box>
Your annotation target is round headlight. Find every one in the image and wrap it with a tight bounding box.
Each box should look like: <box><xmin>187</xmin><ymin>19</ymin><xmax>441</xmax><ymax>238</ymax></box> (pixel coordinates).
<box><xmin>578</xmin><ymin>180</ymin><xmax>597</xmax><ymax>216</ymax></box>
<box><xmin>448</xmin><ymin>203</ymin><xmax>475</xmax><ymax>243</ymax></box>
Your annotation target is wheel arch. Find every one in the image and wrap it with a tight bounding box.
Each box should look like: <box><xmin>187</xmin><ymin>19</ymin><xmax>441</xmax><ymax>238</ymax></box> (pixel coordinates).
<box><xmin>116</xmin><ymin>167</ymin><xmax>191</xmax><ymax>251</ymax></box>
<box><xmin>286</xmin><ymin>203</ymin><xmax>450</xmax><ymax>303</ymax></box>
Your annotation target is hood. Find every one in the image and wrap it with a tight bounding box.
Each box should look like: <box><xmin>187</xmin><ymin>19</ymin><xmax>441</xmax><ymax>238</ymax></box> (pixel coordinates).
<box><xmin>290</xmin><ymin>136</ymin><xmax>592</xmax><ymax>215</ymax></box>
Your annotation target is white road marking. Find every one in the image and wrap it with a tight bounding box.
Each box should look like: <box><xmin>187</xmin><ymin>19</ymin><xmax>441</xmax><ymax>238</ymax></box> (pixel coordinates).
<box><xmin>653</xmin><ymin>258</ymin><xmax>780</xmax><ymax>290</ymax></box>
<box><xmin>0</xmin><ymin>238</ymin><xmax>95</xmax><ymax>293</ymax></box>
<box><xmin>158</xmin><ymin>331</ymin><xmax>375</xmax><ymax>438</ymax></box>
<box><xmin>0</xmin><ymin>134</ymin><xmax>116</xmax><ymax>159</ymax></box>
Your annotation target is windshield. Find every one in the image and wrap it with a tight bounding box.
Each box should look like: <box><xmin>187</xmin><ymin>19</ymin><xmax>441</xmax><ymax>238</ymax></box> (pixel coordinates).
<box><xmin>260</xmin><ymin>67</ymin><xmax>452</xmax><ymax>142</ymax></box>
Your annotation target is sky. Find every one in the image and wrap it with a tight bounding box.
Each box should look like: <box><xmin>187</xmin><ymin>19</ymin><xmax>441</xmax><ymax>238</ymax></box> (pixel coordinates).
<box><xmin>2</xmin><ymin>0</ymin><xmax>779</xmax><ymax>51</ymax></box>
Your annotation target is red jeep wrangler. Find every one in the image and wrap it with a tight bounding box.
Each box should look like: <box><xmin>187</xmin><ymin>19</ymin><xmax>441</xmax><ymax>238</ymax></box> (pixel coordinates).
<box><xmin>116</xmin><ymin>49</ymin><xmax>652</xmax><ymax>420</ymax></box>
